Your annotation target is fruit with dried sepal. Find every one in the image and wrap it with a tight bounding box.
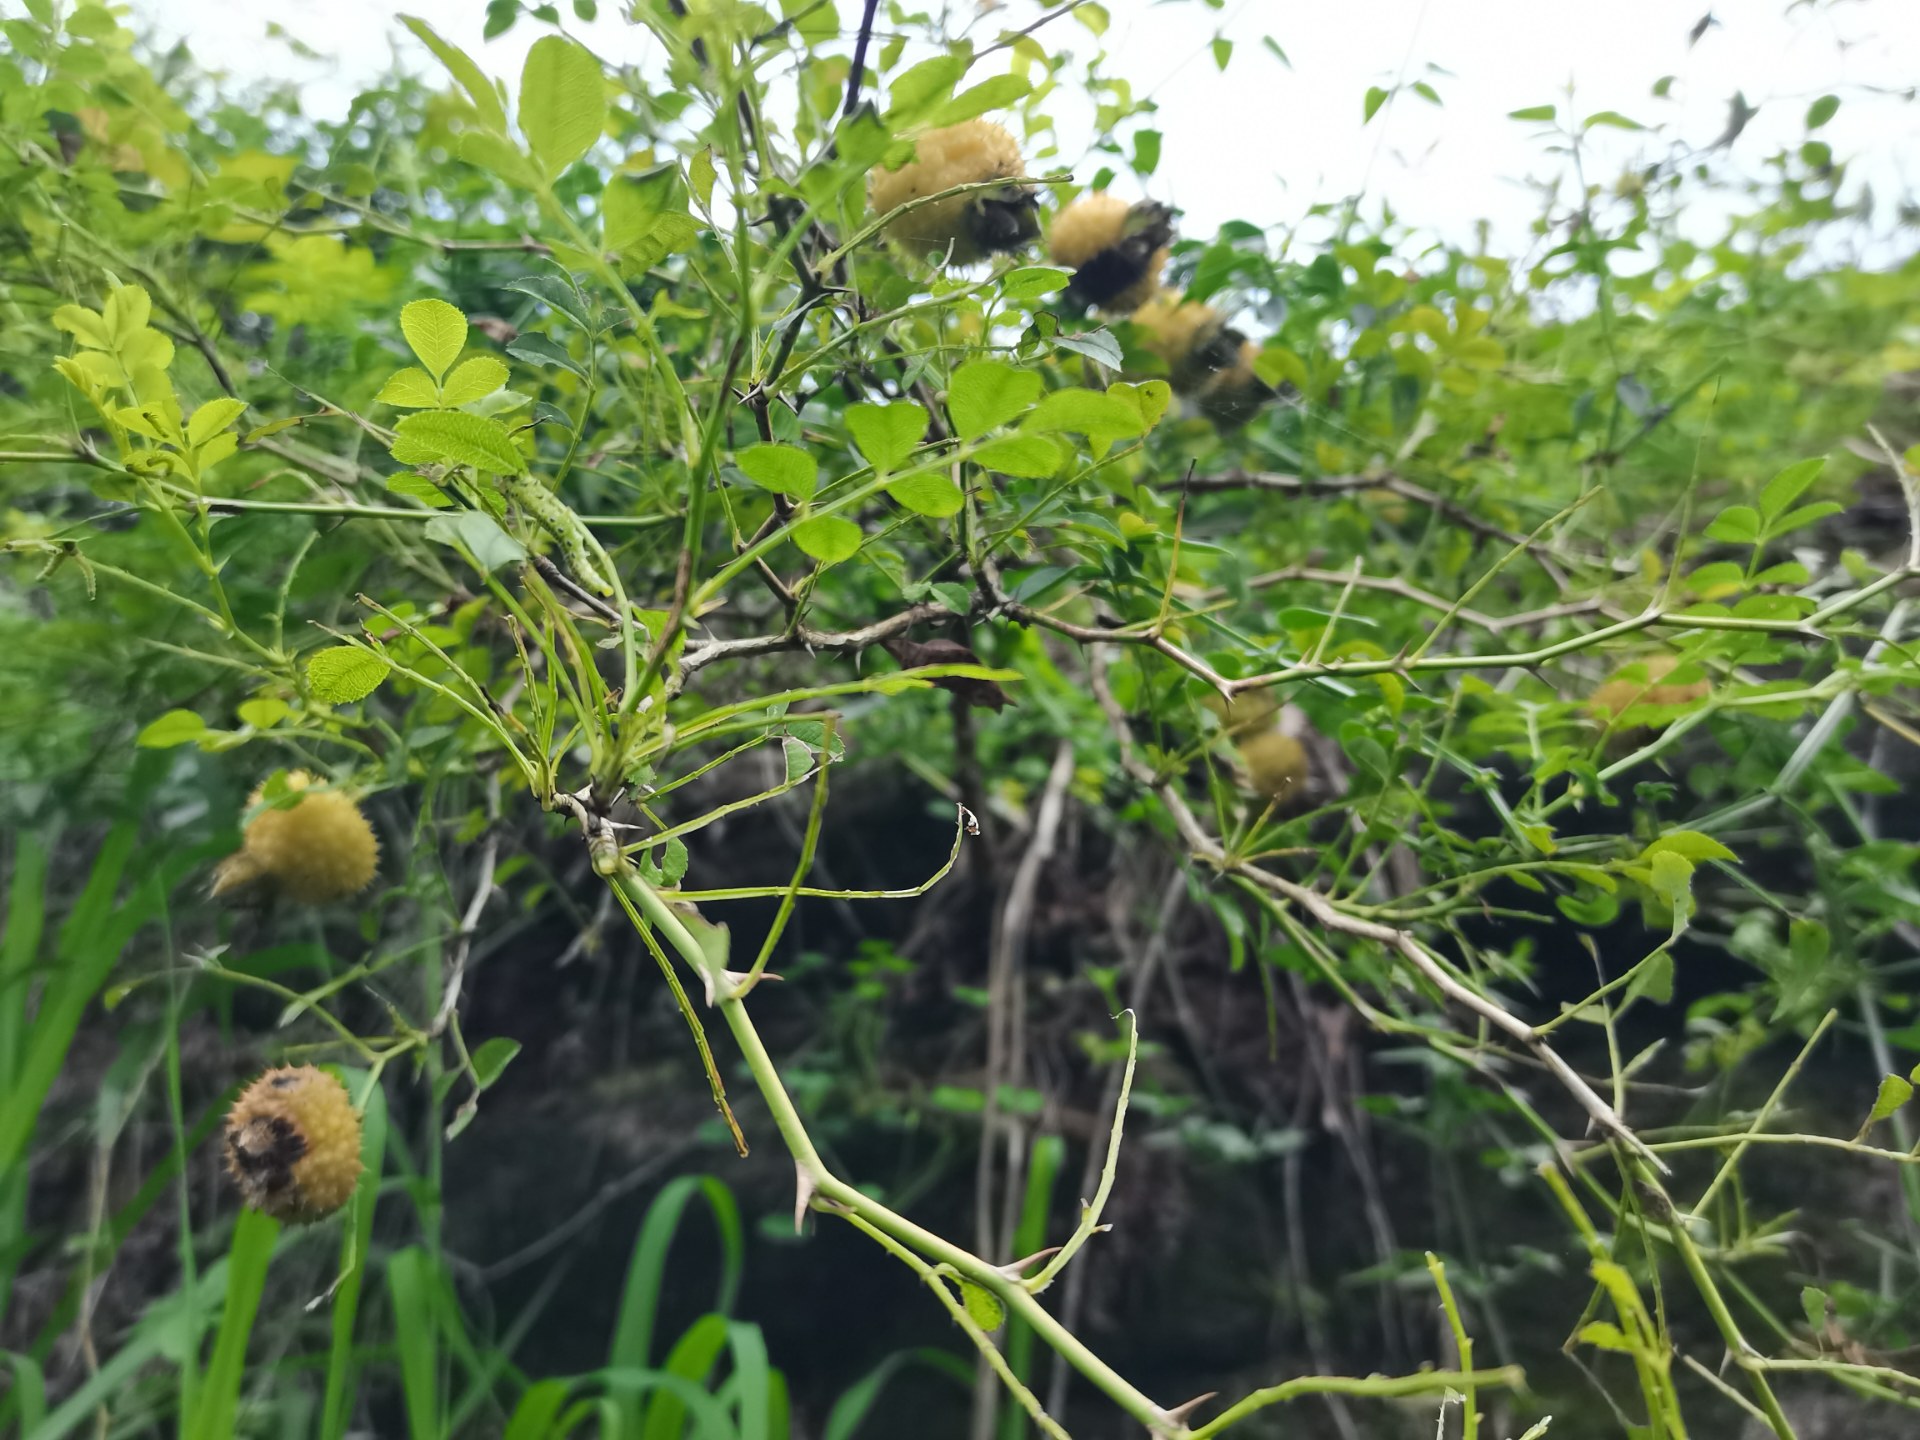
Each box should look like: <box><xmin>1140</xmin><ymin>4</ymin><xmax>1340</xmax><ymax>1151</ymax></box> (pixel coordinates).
<box><xmin>869</xmin><ymin>120</ymin><xmax>1040</xmax><ymax>265</ymax></box>
<box><xmin>1131</xmin><ymin>295</ymin><xmax>1276</xmax><ymax>426</ymax></box>
<box><xmin>1047</xmin><ymin>194</ymin><xmax>1175</xmax><ymax>313</ymax></box>
<box><xmin>213</xmin><ymin>771</ymin><xmax>379</xmax><ymax>905</ymax></box>
<box><xmin>224</xmin><ymin>1065</ymin><xmax>363</xmax><ymax>1223</ymax></box>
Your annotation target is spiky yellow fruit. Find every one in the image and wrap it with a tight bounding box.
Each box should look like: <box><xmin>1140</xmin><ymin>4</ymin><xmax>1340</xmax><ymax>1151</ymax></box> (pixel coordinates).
<box><xmin>1238</xmin><ymin>729</ymin><xmax>1310</xmax><ymax>806</ymax></box>
<box><xmin>224</xmin><ymin>1065</ymin><xmax>363</xmax><ymax>1223</ymax></box>
<box><xmin>1200</xmin><ymin>689</ymin><xmax>1279</xmax><ymax>737</ymax></box>
<box><xmin>1590</xmin><ymin>655</ymin><xmax>1709</xmax><ymax>723</ymax></box>
<box><xmin>1047</xmin><ymin>194</ymin><xmax>1173</xmax><ymax>313</ymax></box>
<box><xmin>869</xmin><ymin>120</ymin><xmax>1039</xmax><ymax>264</ymax></box>
<box><xmin>213</xmin><ymin>771</ymin><xmax>379</xmax><ymax>905</ymax></box>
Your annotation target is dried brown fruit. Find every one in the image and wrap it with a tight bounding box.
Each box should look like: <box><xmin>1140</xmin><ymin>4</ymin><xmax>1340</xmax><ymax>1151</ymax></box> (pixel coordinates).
<box><xmin>224</xmin><ymin>1065</ymin><xmax>364</xmax><ymax>1223</ymax></box>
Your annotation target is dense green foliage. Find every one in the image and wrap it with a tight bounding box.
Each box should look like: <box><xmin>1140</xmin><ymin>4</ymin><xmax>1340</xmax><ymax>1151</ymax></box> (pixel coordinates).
<box><xmin>3</xmin><ymin>1</ymin><xmax>1920</xmax><ymax>1437</ymax></box>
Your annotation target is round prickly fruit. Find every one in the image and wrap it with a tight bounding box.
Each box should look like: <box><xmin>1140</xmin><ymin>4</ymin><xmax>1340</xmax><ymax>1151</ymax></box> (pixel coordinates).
<box><xmin>1200</xmin><ymin>689</ymin><xmax>1279</xmax><ymax>737</ymax></box>
<box><xmin>1238</xmin><ymin>729</ymin><xmax>1310</xmax><ymax>806</ymax></box>
<box><xmin>224</xmin><ymin>1065</ymin><xmax>363</xmax><ymax>1223</ymax></box>
<box><xmin>213</xmin><ymin>771</ymin><xmax>379</xmax><ymax>905</ymax></box>
<box><xmin>870</xmin><ymin>120</ymin><xmax>1039</xmax><ymax>264</ymax></box>
<box><xmin>1047</xmin><ymin>194</ymin><xmax>1174</xmax><ymax>313</ymax></box>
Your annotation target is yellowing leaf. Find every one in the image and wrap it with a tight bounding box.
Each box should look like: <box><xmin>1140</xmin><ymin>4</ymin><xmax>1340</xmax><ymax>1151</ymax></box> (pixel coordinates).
<box><xmin>401</xmin><ymin>299</ymin><xmax>468</xmax><ymax>381</ymax></box>
<box><xmin>390</xmin><ymin>410</ymin><xmax>525</xmax><ymax>473</ymax></box>
<box><xmin>136</xmin><ymin>708</ymin><xmax>208</xmax><ymax>748</ymax></box>
<box><xmin>186</xmin><ymin>398</ymin><xmax>247</xmax><ymax>447</ymax></box>
<box><xmin>440</xmin><ymin>355</ymin><xmax>509</xmax><ymax>406</ymax></box>
<box><xmin>376</xmin><ymin>367</ymin><xmax>442</xmax><ymax>408</ymax></box>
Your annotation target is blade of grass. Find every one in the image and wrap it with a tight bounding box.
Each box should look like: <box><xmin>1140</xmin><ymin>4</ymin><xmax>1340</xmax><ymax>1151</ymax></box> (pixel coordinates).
<box><xmin>609</xmin><ymin>1175</ymin><xmax>743</xmax><ymax>1433</ymax></box>
<box><xmin>387</xmin><ymin>1246</ymin><xmax>442</xmax><ymax>1440</ymax></box>
<box><xmin>321</xmin><ymin>1075</ymin><xmax>389</xmax><ymax>1440</ymax></box>
<box><xmin>711</xmin><ymin>1321</ymin><xmax>772</xmax><ymax>1440</ymax></box>
<box><xmin>640</xmin><ymin>1312</ymin><xmax>732</xmax><ymax>1440</ymax></box>
<box><xmin>822</xmin><ymin>1350</ymin><xmax>975</xmax><ymax>1440</ymax></box>
<box><xmin>187</xmin><ymin>1207</ymin><xmax>282</xmax><ymax>1440</ymax></box>
<box><xmin>0</xmin><ymin>832</ymin><xmax>50</xmax><ymax>1320</ymax></box>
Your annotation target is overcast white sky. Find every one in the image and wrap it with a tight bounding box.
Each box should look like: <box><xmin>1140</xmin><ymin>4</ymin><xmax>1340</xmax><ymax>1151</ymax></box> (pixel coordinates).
<box><xmin>131</xmin><ymin>0</ymin><xmax>1919</xmax><ymax>256</ymax></box>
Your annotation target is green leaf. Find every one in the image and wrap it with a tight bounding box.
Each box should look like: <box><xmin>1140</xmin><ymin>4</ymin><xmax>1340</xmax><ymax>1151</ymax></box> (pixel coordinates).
<box><xmin>1805</xmin><ymin>95</ymin><xmax>1839</xmax><ymax>130</ymax></box>
<box><xmin>1131</xmin><ymin>129</ymin><xmax>1161</xmax><ymax>176</ymax></box>
<box><xmin>885</xmin><ymin>473</ymin><xmax>964</xmax><ymax>518</ymax></box>
<box><xmin>1577</xmin><ymin>1321</ymin><xmax>1631</xmax><ymax>1353</ymax></box>
<box><xmin>1642</xmin><ymin>830</ymin><xmax>1737</xmax><ymax>863</ymax></box>
<box><xmin>1024</xmin><ymin>386</ymin><xmax>1146</xmax><ymax>457</ymax></box>
<box><xmin>1108</xmin><ymin>380</ymin><xmax>1171</xmax><ymax>429</ymax></box>
<box><xmin>1770</xmin><ymin>501</ymin><xmax>1842</xmax><ymax>534</ymax></box>
<box><xmin>400</xmin><ymin>16</ymin><xmax>508</xmax><ymax>131</ymax></box>
<box><xmin>236</xmin><ymin>698</ymin><xmax>290</xmax><ymax>728</ymax></box>
<box><xmin>471</xmin><ymin>1036</ymin><xmax>522</xmax><ymax>1089</ymax></box>
<box><xmin>460</xmin><ymin>130</ymin><xmax>540</xmax><ymax>187</ymax></box>
<box><xmin>376</xmin><ymin>367</ymin><xmax>442</xmax><ymax>407</ymax></box>
<box><xmin>931</xmin><ymin>73</ymin><xmax>1032</xmax><ymax>127</ymax></box>
<box><xmin>1583</xmin><ymin>109</ymin><xmax>1643</xmax><ymax>131</ymax></box>
<box><xmin>1363</xmin><ymin>85</ymin><xmax>1389</xmax><ymax>122</ymax></box>
<box><xmin>504</xmin><ymin>334</ymin><xmax>586</xmax><ymax>378</ymax></box>
<box><xmin>1801</xmin><ymin>1286</ymin><xmax>1829</xmax><ymax>1334</ymax></box>
<box><xmin>53</xmin><ymin>303</ymin><xmax>110</xmax><ymax>348</ymax></box>
<box><xmin>1211</xmin><ymin>35</ymin><xmax>1232</xmax><ymax>69</ymax></box>
<box><xmin>886</xmin><ymin>53</ymin><xmax>969</xmax><ymax>123</ymax></box>
<box><xmin>689</xmin><ymin>147</ymin><xmax>717</xmax><ymax>210</ymax></box>
<box><xmin>1867</xmin><ymin>1074</ymin><xmax>1914</xmax><ymax>1128</ymax></box>
<box><xmin>1704</xmin><ymin>504</ymin><xmax>1760</xmax><ymax>545</ymax></box>
<box><xmin>440</xmin><ymin>355</ymin><xmax>509</xmax><ymax>407</ymax></box>
<box><xmin>1647</xmin><ymin>849</ymin><xmax>1694</xmax><ymax>912</ymax></box>
<box><xmin>960</xmin><ymin>1280</ymin><xmax>1003</xmax><ymax>1333</ymax></box>
<box><xmin>519</xmin><ymin>35</ymin><xmax>605</xmax><ymax>176</ymax></box>
<box><xmin>846</xmin><ymin>401</ymin><xmax>928</xmax><ymax>472</ymax></box>
<box><xmin>136</xmin><ymin>708</ymin><xmax>208</xmax><ymax>748</ymax></box>
<box><xmin>391</xmin><ymin>410</ymin><xmax>525</xmax><ymax>473</ymax></box>
<box><xmin>1053</xmin><ymin>328</ymin><xmax>1125</xmax><ymax>368</ymax></box>
<box><xmin>424</xmin><ymin>510</ymin><xmax>528</xmax><ymax>571</ymax></box>
<box><xmin>186</xmin><ymin>398</ymin><xmax>246</xmax><ymax>446</ymax></box>
<box><xmin>1509</xmin><ymin>104</ymin><xmax>1556</xmax><ymax>122</ymax></box>
<box><xmin>1001</xmin><ymin>266</ymin><xmax>1072</xmax><ymax>301</ymax></box>
<box><xmin>617</xmin><ymin>212</ymin><xmax>701</xmax><ymax>274</ymax></box>
<box><xmin>947</xmin><ymin>359</ymin><xmax>1042</xmax><ymax>439</ymax></box>
<box><xmin>737</xmin><ymin>443</ymin><xmax>818</xmax><ymax>499</ymax></box>
<box><xmin>603</xmin><ymin>162</ymin><xmax>684</xmax><ymax>253</ymax></box>
<box><xmin>975</xmin><ymin>434</ymin><xmax>1061</xmax><ymax>477</ymax></box>
<box><xmin>386</xmin><ymin>473</ymin><xmax>453</xmax><ymax>508</ymax></box>
<box><xmin>504</xmin><ymin>276</ymin><xmax>590</xmax><ymax>329</ymax></box>
<box><xmin>1626</xmin><ymin>952</ymin><xmax>1674</xmax><ymax>1005</ymax></box>
<box><xmin>400</xmin><ymin>299</ymin><xmax>468</xmax><ymax>381</ymax></box>
<box><xmin>306</xmin><ymin>646</ymin><xmax>391</xmax><ymax>704</ymax></box>
<box><xmin>792</xmin><ymin>515</ymin><xmax>862</xmax><ymax>566</ymax></box>
<box><xmin>1759</xmin><ymin>456</ymin><xmax>1825</xmax><ymax>522</ymax></box>
<box><xmin>1073</xmin><ymin>3</ymin><xmax>1108</xmax><ymax>36</ymax></box>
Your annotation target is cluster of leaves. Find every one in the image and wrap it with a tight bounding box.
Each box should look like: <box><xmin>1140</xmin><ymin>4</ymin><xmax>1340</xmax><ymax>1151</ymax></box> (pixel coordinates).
<box><xmin>3</xmin><ymin>1</ymin><xmax>1920</xmax><ymax>1438</ymax></box>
